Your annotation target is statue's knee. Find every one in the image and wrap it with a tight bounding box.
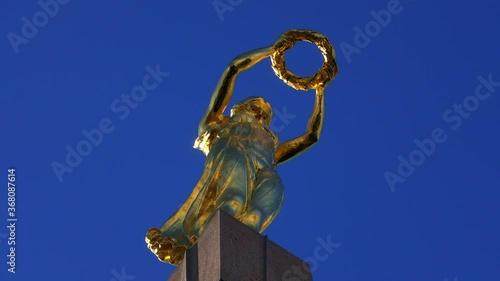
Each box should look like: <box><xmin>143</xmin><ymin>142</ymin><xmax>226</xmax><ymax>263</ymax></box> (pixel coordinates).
<box><xmin>251</xmin><ymin>176</ymin><xmax>284</xmax><ymax>206</ymax></box>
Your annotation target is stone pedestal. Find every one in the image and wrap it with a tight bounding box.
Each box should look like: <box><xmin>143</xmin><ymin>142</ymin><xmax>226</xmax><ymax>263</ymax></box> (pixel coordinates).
<box><xmin>167</xmin><ymin>210</ymin><xmax>313</xmax><ymax>281</ymax></box>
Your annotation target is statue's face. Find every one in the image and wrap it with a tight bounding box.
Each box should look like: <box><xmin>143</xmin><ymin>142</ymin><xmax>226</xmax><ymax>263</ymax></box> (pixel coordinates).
<box><xmin>231</xmin><ymin>97</ymin><xmax>273</xmax><ymax>127</ymax></box>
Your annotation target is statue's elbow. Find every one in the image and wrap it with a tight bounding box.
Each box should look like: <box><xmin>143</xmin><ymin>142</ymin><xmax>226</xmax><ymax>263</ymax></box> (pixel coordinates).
<box><xmin>308</xmin><ymin>133</ymin><xmax>319</xmax><ymax>144</ymax></box>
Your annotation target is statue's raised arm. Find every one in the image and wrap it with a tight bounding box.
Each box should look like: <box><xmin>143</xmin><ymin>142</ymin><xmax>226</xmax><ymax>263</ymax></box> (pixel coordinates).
<box><xmin>270</xmin><ymin>30</ymin><xmax>338</xmax><ymax>164</ymax></box>
<box><xmin>275</xmin><ymin>86</ymin><xmax>326</xmax><ymax>165</ymax></box>
<box><xmin>194</xmin><ymin>46</ymin><xmax>275</xmax><ymax>155</ymax></box>
<box><xmin>198</xmin><ymin>46</ymin><xmax>274</xmax><ymax>135</ymax></box>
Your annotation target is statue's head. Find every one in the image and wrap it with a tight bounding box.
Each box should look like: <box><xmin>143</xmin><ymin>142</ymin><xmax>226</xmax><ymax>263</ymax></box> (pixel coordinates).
<box><xmin>231</xmin><ymin>96</ymin><xmax>273</xmax><ymax>127</ymax></box>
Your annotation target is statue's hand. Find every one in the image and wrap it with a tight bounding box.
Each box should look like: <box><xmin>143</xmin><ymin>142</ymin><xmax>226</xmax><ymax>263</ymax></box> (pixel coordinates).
<box><xmin>272</xmin><ymin>33</ymin><xmax>295</xmax><ymax>54</ymax></box>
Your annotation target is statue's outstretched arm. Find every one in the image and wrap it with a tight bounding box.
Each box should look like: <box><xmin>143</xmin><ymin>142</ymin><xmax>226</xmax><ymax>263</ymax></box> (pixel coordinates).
<box><xmin>275</xmin><ymin>87</ymin><xmax>325</xmax><ymax>165</ymax></box>
<box><xmin>198</xmin><ymin>46</ymin><xmax>274</xmax><ymax>135</ymax></box>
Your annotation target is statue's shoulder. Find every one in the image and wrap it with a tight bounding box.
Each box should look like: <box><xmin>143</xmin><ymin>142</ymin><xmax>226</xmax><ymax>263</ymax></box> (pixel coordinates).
<box><xmin>193</xmin><ymin>118</ymin><xmax>231</xmax><ymax>155</ymax></box>
<box><xmin>193</xmin><ymin>123</ymin><xmax>220</xmax><ymax>155</ymax></box>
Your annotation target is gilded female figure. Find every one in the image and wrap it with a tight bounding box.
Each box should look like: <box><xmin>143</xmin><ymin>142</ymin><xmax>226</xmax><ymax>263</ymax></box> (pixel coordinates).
<box><xmin>146</xmin><ymin>30</ymin><xmax>337</xmax><ymax>265</ymax></box>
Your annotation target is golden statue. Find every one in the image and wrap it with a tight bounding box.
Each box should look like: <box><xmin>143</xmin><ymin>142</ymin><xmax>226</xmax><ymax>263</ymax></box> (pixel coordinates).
<box><xmin>146</xmin><ymin>29</ymin><xmax>338</xmax><ymax>265</ymax></box>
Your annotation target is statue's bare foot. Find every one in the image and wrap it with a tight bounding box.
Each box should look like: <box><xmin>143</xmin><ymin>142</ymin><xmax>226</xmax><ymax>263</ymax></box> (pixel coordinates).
<box><xmin>145</xmin><ymin>228</ymin><xmax>187</xmax><ymax>266</ymax></box>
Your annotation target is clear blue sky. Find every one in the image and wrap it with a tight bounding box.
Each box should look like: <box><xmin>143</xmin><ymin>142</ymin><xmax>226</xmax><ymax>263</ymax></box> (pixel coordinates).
<box><xmin>1</xmin><ymin>0</ymin><xmax>499</xmax><ymax>280</ymax></box>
